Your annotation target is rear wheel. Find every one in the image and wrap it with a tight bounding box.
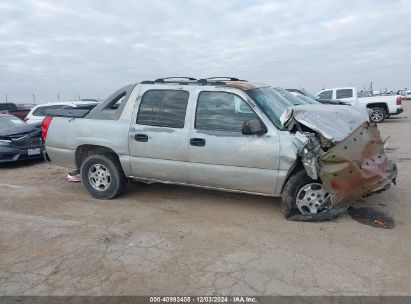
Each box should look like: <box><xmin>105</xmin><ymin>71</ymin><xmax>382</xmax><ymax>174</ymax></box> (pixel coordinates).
<box><xmin>80</xmin><ymin>154</ymin><xmax>127</xmax><ymax>199</ymax></box>
<box><xmin>369</xmin><ymin>107</ymin><xmax>386</xmax><ymax>123</ymax></box>
<box><xmin>281</xmin><ymin>170</ymin><xmax>332</xmax><ymax>219</ymax></box>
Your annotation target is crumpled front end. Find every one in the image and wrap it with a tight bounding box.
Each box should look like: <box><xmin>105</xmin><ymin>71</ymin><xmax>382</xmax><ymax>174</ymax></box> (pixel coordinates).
<box><xmin>319</xmin><ymin>122</ymin><xmax>397</xmax><ymax>206</ymax></box>
<box><xmin>285</xmin><ymin>105</ymin><xmax>397</xmax><ymax>208</ymax></box>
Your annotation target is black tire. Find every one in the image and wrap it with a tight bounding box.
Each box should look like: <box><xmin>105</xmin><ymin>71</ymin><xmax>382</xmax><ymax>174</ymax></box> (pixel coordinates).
<box><xmin>80</xmin><ymin>153</ymin><xmax>127</xmax><ymax>199</ymax></box>
<box><xmin>281</xmin><ymin>170</ymin><xmax>313</xmax><ymax>218</ymax></box>
<box><xmin>369</xmin><ymin>107</ymin><xmax>386</xmax><ymax>123</ymax></box>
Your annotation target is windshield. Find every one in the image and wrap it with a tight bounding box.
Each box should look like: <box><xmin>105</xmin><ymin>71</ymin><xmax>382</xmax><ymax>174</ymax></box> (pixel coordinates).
<box><xmin>246</xmin><ymin>87</ymin><xmax>294</xmax><ymax>129</ymax></box>
<box><xmin>0</xmin><ymin>116</ymin><xmax>25</xmax><ymax>129</ymax></box>
<box><xmin>295</xmin><ymin>94</ymin><xmax>318</xmax><ymax>104</ymax></box>
<box><xmin>273</xmin><ymin>87</ymin><xmax>304</xmax><ymax>105</ymax></box>
<box><xmin>299</xmin><ymin>89</ymin><xmax>318</xmax><ymax>100</ymax></box>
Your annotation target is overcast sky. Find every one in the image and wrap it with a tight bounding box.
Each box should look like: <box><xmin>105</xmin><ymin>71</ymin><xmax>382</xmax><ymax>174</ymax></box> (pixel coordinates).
<box><xmin>0</xmin><ymin>0</ymin><xmax>410</xmax><ymax>103</ymax></box>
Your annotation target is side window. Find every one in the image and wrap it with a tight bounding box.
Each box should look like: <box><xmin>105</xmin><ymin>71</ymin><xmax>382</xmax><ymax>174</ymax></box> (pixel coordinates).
<box><xmin>110</xmin><ymin>92</ymin><xmax>126</xmax><ymax>110</ymax></box>
<box><xmin>336</xmin><ymin>89</ymin><xmax>353</xmax><ymax>99</ymax></box>
<box><xmin>137</xmin><ymin>90</ymin><xmax>189</xmax><ymax>128</ymax></box>
<box><xmin>195</xmin><ymin>91</ymin><xmax>257</xmax><ymax>132</ymax></box>
<box><xmin>104</xmin><ymin>91</ymin><xmax>127</xmax><ymax>110</ymax></box>
<box><xmin>317</xmin><ymin>90</ymin><xmax>333</xmax><ymax>99</ymax></box>
<box><xmin>32</xmin><ymin>106</ymin><xmax>47</xmax><ymax>116</ymax></box>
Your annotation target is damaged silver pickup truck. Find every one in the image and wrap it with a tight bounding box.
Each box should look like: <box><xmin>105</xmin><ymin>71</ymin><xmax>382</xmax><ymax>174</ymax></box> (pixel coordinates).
<box><xmin>42</xmin><ymin>77</ymin><xmax>397</xmax><ymax>220</ymax></box>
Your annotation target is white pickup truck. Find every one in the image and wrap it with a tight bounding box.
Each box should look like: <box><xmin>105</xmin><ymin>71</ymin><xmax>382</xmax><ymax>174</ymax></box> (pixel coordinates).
<box><xmin>316</xmin><ymin>87</ymin><xmax>403</xmax><ymax>123</ymax></box>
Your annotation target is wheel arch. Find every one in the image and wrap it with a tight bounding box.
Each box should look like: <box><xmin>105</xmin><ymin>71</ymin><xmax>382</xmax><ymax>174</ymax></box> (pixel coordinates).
<box><xmin>366</xmin><ymin>102</ymin><xmax>388</xmax><ymax>113</ymax></box>
<box><xmin>75</xmin><ymin>144</ymin><xmax>120</xmax><ymax>169</ymax></box>
<box><xmin>280</xmin><ymin>158</ymin><xmax>306</xmax><ymax>193</ymax></box>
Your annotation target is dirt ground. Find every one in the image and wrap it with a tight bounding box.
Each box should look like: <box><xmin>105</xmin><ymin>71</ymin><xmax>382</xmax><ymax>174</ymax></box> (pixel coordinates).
<box><xmin>1</xmin><ymin>105</ymin><xmax>410</xmax><ymax>296</ymax></box>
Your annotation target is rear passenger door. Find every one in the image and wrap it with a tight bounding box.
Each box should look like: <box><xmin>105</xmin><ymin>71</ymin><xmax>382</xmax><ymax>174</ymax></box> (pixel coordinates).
<box><xmin>129</xmin><ymin>89</ymin><xmax>191</xmax><ymax>183</ymax></box>
<box><xmin>188</xmin><ymin>90</ymin><xmax>279</xmax><ymax>195</ymax></box>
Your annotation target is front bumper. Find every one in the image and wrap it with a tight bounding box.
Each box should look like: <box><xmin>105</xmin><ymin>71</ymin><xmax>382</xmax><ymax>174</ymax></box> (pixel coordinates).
<box><xmin>319</xmin><ymin>122</ymin><xmax>397</xmax><ymax>206</ymax></box>
<box><xmin>0</xmin><ymin>146</ymin><xmax>45</xmax><ymax>163</ymax></box>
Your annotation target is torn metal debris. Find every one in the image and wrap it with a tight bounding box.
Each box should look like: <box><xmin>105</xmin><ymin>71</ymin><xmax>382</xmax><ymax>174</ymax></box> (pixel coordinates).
<box><xmin>66</xmin><ymin>169</ymin><xmax>81</xmax><ymax>182</ymax></box>
<box><xmin>348</xmin><ymin>207</ymin><xmax>395</xmax><ymax>229</ymax></box>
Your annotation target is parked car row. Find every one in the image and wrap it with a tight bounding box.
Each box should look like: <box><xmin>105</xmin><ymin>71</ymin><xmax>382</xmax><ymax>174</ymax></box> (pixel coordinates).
<box><xmin>0</xmin><ymin>114</ymin><xmax>44</xmax><ymax>163</ymax></box>
<box><xmin>41</xmin><ymin>77</ymin><xmax>398</xmax><ymax>221</ymax></box>
<box><xmin>0</xmin><ymin>100</ymin><xmax>99</xmax><ymax>164</ymax></box>
<box><xmin>0</xmin><ymin>103</ymin><xmax>31</xmax><ymax>120</ymax></box>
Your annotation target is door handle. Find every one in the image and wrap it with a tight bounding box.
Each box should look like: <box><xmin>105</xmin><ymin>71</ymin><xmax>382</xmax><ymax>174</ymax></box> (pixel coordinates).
<box><xmin>190</xmin><ymin>138</ymin><xmax>206</xmax><ymax>147</ymax></box>
<box><xmin>134</xmin><ymin>134</ymin><xmax>148</xmax><ymax>142</ymax></box>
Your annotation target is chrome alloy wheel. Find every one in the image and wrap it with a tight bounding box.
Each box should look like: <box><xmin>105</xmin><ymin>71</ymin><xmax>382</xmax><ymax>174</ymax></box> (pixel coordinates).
<box><xmin>370</xmin><ymin>109</ymin><xmax>384</xmax><ymax>122</ymax></box>
<box><xmin>296</xmin><ymin>183</ymin><xmax>331</xmax><ymax>214</ymax></box>
<box><xmin>88</xmin><ymin>164</ymin><xmax>111</xmax><ymax>191</ymax></box>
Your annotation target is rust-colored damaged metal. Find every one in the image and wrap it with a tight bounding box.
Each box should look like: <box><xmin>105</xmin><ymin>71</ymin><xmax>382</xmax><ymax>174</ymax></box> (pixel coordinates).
<box><xmin>320</xmin><ymin>122</ymin><xmax>394</xmax><ymax>206</ymax></box>
<box><xmin>225</xmin><ymin>81</ymin><xmax>258</xmax><ymax>90</ymax></box>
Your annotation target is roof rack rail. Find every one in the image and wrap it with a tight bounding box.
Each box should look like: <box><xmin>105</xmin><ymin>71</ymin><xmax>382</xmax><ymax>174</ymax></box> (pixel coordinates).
<box><xmin>205</xmin><ymin>77</ymin><xmax>245</xmax><ymax>81</ymax></box>
<box><xmin>154</xmin><ymin>77</ymin><xmax>197</xmax><ymax>83</ymax></box>
<box><xmin>141</xmin><ymin>77</ymin><xmax>245</xmax><ymax>86</ymax></box>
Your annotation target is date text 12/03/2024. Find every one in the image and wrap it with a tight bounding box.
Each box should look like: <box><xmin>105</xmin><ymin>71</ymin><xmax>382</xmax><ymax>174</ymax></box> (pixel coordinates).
<box><xmin>149</xmin><ymin>296</ymin><xmax>257</xmax><ymax>303</ymax></box>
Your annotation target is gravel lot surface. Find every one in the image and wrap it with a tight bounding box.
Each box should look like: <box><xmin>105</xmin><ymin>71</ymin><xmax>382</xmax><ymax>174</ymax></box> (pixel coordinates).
<box><xmin>1</xmin><ymin>104</ymin><xmax>410</xmax><ymax>295</ymax></box>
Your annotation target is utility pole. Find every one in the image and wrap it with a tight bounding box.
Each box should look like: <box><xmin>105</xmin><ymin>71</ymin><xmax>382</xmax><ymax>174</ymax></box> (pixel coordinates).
<box><xmin>32</xmin><ymin>93</ymin><xmax>36</xmax><ymax>104</ymax></box>
<box><xmin>5</xmin><ymin>94</ymin><xmax>8</xmax><ymax>102</ymax></box>
<box><xmin>58</xmin><ymin>93</ymin><xmax>60</xmax><ymax>102</ymax></box>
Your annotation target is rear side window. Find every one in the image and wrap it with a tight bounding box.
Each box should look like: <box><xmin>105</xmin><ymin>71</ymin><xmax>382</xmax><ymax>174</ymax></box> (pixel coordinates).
<box><xmin>336</xmin><ymin>89</ymin><xmax>353</xmax><ymax>99</ymax></box>
<box><xmin>32</xmin><ymin>105</ymin><xmax>66</xmax><ymax>116</ymax></box>
<box><xmin>137</xmin><ymin>90</ymin><xmax>189</xmax><ymax>128</ymax></box>
<box><xmin>195</xmin><ymin>91</ymin><xmax>257</xmax><ymax>132</ymax></box>
<box><xmin>106</xmin><ymin>91</ymin><xmax>127</xmax><ymax>110</ymax></box>
<box><xmin>317</xmin><ymin>90</ymin><xmax>333</xmax><ymax>99</ymax></box>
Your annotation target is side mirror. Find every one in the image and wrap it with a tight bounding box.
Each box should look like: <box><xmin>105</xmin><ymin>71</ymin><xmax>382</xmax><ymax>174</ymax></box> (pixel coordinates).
<box><xmin>242</xmin><ymin>118</ymin><xmax>267</xmax><ymax>135</ymax></box>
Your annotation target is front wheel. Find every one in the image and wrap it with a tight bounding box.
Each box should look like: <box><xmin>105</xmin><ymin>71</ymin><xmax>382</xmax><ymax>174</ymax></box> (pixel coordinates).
<box><xmin>281</xmin><ymin>170</ymin><xmax>332</xmax><ymax>219</ymax></box>
<box><xmin>369</xmin><ymin>107</ymin><xmax>386</xmax><ymax>123</ymax></box>
<box><xmin>80</xmin><ymin>154</ymin><xmax>127</xmax><ymax>199</ymax></box>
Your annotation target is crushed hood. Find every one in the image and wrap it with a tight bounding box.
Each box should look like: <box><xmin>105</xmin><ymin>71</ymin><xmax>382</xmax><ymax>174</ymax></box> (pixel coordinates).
<box><xmin>281</xmin><ymin>104</ymin><xmax>370</xmax><ymax>143</ymax></box>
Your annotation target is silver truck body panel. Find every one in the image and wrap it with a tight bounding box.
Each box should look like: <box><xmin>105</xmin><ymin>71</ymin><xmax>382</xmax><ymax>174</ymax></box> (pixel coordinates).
<box><xmin>45</xmin><ymin>81</ymin><xmax>397</xmax><ymax>201</ymax></box>
<box><xmin>46</xmin><ymin>83</ymin><xmax>289</xmax><ymax>196</ymax></box>
<box><xmin>126</xmin><ymin>85</ymin><xmax>283</xmax><ymax>195</ymax></box>
<box><xmin>46</xmin><ymin>116</ymin><xmax>134</xmax><ymax>176</ymax></box>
